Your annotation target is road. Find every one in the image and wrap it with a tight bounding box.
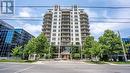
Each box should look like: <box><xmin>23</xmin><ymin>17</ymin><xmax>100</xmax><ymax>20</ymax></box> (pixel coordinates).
<box><xmin>0</xmin><ymin>61</ymin><xmax>130</xmax><ymax>73</ymax></box>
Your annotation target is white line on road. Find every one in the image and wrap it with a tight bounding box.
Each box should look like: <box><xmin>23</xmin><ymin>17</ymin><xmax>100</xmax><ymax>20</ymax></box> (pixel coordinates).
<box><xmin>14</xmin><ymin>66</ymin><xmax>34</xmax><ymax>73</ymax></box>
<box><xmin>0</xmin><ymin>65</ymin><xmax>21</xmax><ymax>71</ymax></box>
<box><xmin>0</xmin><ymin>67</ymin><xmax>11</xmax><ymax>70</ymax></box>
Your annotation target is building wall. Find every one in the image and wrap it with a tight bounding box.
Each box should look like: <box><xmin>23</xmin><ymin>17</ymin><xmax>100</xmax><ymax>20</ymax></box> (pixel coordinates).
<box><xmin>0</xmin><ymin>20</ymin><xmax>34</xmax><ymax>57</ymax></box>
<box><xmin>122</xmin><ymin>38</ymin><xmax>130</xmax><ymax>59</ymax></box>
<box><xmin>0</xmin><ymin>30</ymin><xmax>20</xmax><ymax>57</ymax></box>
<box><xmin>42</xmin><ymin>5</ymin><xmax>90</xmax><ymax>58</ymax></box>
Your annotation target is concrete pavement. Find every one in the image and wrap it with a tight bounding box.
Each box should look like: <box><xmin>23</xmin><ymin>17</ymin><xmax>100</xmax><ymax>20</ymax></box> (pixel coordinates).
<box><xmin>0</xmin><ymin>61</ymin><xmax>130</xmax><ymax>73</ymax></box>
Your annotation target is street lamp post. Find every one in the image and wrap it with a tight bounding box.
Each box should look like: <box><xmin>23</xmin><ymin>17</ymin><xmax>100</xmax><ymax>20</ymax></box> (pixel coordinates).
<box><xmin>118</xmin><ymin>31</ymin><xmax>127</xmax><ymax>62</ymax></box>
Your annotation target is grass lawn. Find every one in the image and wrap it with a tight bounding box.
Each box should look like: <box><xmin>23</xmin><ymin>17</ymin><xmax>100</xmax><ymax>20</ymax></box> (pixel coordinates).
<box><xmin>0</xmin><ymin>59</ymin><xmax>36</xmax><ymax>63</ymax></box>
<box><xmin>110</xmin><ymin>61</ymin><xmax>130</xmax><ymax>64</ymax></box>
<box><xmin>86</xmin><ymin>61</ymin><xmax>106</xmax><ymax>64</ymax></box>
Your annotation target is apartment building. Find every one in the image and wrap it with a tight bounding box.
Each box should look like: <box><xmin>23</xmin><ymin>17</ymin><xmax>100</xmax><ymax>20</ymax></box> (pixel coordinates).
<box><xmin>42</xmin><ymin>5</ymin><xmax>90</xmax><ymax>59</ymax></box>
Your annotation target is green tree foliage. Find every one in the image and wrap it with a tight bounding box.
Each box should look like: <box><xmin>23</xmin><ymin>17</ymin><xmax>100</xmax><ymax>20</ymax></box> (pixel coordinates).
<box><xmin>35</xmin><ymin>33</ymin><xmax>50</xmax><ymax>58</ymax></box>
<box><xmin>24</xmin><ymin>38</ymin><xmax>36</xmax><ymax>56</ymax></box>
<box><xmin>83</xmin><ymin>36</ymin><xmax>102</xmax><ymax>61</ymax></box>
<box><xmin>23</xmin><ymin>33</ymin><xmax>52</xmax><ymax>59</ymax></box>
<box><xmin>83</xmin><ymin>36</ymin><xmax>95</xmax><ymax>58</ymax></box>
<box><xmin>99</xmin><ymin>29</ymin><xmax>122</xmax><ymax>61</ymax></box>
<box><xmin>12</xmin><ymin>46</ymin><xmax>22</xmax><ymax>58</ymax></box>
<box><xmin>70</xmin><ymin>44</ymin><xmax>80</xmax><ymax>59</ymax></box>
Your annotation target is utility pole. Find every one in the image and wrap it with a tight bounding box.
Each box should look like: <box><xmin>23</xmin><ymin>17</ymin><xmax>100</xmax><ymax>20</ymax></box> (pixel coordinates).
<box><xmin>118</xmin><ymin>31</ymin><xmax>127</xmax><ymax>62</ymax></box>
<box><xmin>49</xmin><ymin>46</ymin><xmax>51</xmax><ymax>59</ymax></box>
<box><xmin>58</xmin><ymin>45</ymin><xmax>60</xmax><ymax>58</ymax></box>
<box><xmin>80</xmin><ymin>45</ymin><xmax>83</xmax><ymax>60</ymax></box>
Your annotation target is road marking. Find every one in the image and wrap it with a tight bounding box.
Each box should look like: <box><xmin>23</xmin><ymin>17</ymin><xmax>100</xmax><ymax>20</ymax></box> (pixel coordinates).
<box><xmin>14</xmin><ymin>66</ymin><xmax>34</xmax><ymax>73</ymax></box>
<box><xmin>0</xmin><ymin>65</ymin><xmax>20</xmax><ymax>70</ymax></box>
<box><xmin>0</xmin><ymin>67</ymin><xmax>11</xmax><ymax>70</ymax></box>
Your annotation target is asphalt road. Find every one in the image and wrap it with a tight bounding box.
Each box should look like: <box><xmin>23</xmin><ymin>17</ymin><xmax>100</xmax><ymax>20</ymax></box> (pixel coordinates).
<box><xmin>0</xmin><ymin>61</ymin><xmax>130</xmax><ymax>73</ymax></box>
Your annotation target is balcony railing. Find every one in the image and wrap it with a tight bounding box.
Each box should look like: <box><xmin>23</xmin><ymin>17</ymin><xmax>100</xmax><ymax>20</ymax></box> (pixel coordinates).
<box><xmin>61</xmin><ymin>24</ymin><xmax>70</xmax><ymax>26</ymax></box>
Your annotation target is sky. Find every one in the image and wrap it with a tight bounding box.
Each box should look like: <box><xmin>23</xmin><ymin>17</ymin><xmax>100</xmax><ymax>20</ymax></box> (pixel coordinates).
<box><xmin>0</xmin><ymin>0</ymin><xmax>130</xmax><ymax>39</ymax></box>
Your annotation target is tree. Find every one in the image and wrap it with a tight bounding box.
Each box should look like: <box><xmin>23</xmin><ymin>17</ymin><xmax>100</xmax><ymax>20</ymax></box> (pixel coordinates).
<box><xmin>24</xmin><ymin>38</ymin><xmax>36</xmax><ymax>60</ymax></box>
<box><xmin>23</xmin><ymin>33</ymin><xmax>51</xmax><ymax>60</ymax></box>
<box><xmin>35</xmin><ymin>33</ymin><xmax>50</xmax><ymax>58</ymax></box>
<box><xmin>99</xmin><ymin>29</ymin><xmax>122</xmax><ymax>61</ymax></box>
<box><xmin>82</xmin><ymin>35</ymin><xmax>95</xmax><ymax>59</ymax></box>
<box><xmin>70</xmin><ymin>44</ymin><xmax>80</xmax><ymax>59</ymax></box>
<box><xmin>12</xmin><ymin>46</ymin><xmax>22</xmax><ymax>59</ymax></box>
<box><xmin>82</xmin><ymin>35</ymin><xmax>102</xmax><ymax>61</ymax></box>
<box><xmin>89</xmin><ymin>41</ymin><xmax>102</xmax><ymax>61</ymax></box>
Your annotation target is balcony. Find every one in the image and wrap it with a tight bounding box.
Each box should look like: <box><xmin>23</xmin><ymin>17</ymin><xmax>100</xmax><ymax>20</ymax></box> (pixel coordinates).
<box><xmin>61</xmin><ymin>39</ymin><xmax>70</xmax><ymax>42</ymax></box>
<box><xmin>61</xmin><ymin>26</ymin><xmax>70</xmax><ymax>29</ymax></box>
<box><xmin>44</xmin><ymin>16</ymin><xmax>52</xmax><ymax>19</ymax></box>
<box><xmin>80</xmin><ymin>23</ymin><xmax>89</xmax><ymax>26</ymax></box>
<box><xmin>61</xmin><ymin>30</ymin><xmax>70</xmax><ymax>33</ymax></box>
<box><xmin>61</xmin><ymin>19</ymin><xmax>70</xmax><ymax>22</ymax></box>
<box><xmin>62</xmin><ymin>13</ymin><xmax>70</xmax><ymax>15</ymax></box>
<box><xmin>81</xmin><ymin>33</ymin><xmax>87</xmax><ymax>36</ymax></box>
<box><xmin>80</xmin><ymin>13</ymin><xmax>88</xmax><ymax>16</ymax></box>
<box><xmin>60</xmin><ymin>42</ymin><xmax>71</xmax><ymax>46</ymax></box>
<box><xmin>43</xmin><ymin>24</ymin><xmax>51</xmax><ymax>27</ymax></box>
<box><xmin>45</xmin><ymin>12</ymin><xmax>52</xmax><ymax>15</ymax></box>
<box><xmin>80</xmin><ymin>16</ymin><xmax>88</xmax><ymax>19</ymax></box>
<box><xmin>44</xmin><ymin>19</ymin><xmax>52</xmax><ymax>22</ymax></box>
<box><xmin>44</xmin><ymin>26</ymin><xmax>51</xmax><ymax>29</ymax></box>
<box><xmin>45</xmin><ymin>35</ymin><xmax>51</xmax><ymax>38</ymax></box>
<box><xmin>80</xmin><ymin>20</ymin><xmax>88</xmax><ymax>23</ymax></box>
<box><xmin>42</xmin><ymin>29</ymin><xmax>51</xmax><ymax>33</ymax></box>
<box><xmin>61</xmin><ymin>34</ymin><xmax>70</xmax><ymax>37</ymax></box>
<box><xmin>43</xmin><ymin>22</ymin><xmax>52</xmax><ymax>24</ymax></box>
<box><xmin>61</xmin><ymin>23</ymin><xmax>70</xmax><ymax>26</ymax></box>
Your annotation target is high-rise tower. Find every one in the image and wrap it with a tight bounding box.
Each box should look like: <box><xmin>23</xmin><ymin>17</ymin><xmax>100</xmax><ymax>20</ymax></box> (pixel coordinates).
<box><xmin>42</xmin><ymin>5</ymin><xmax>90</xmax><ymax>59</ymax></box>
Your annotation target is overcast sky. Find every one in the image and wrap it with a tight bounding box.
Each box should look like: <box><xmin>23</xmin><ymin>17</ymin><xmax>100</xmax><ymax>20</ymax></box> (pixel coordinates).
<box><xmin>0</xmin><ymin>0</ymin><xmax>130</xmax><ymax>39</ymax></box>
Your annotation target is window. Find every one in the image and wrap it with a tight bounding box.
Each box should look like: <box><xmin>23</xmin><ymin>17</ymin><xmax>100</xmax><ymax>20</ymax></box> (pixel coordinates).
<box><xmin>74</xmin><ymin>9</ymin><xmax>77</xmax><ymax>11</ymax></box>
<box><xmin>75</xmin><ymin>26</ymin><xmax>78</xmax><ymax>28</ymax></box>
<box><xmin>53</xmin><ymin>26</ymin><xmax>56</xmax><ymax>28</ymax></box>
<box><xmin>53</xmin><ymin>22</ymin><xmax>57</xmax><ymax>24</ymax></box>
<box><xmin>54</xmin><ymin>15</ymin><xmax>57</xmax><ymax>17</ymax></box>
<box><xmin>74</xmin><ymin>12</ymin><xmax>77</xmax><ymax>14</ymax></box>
<box><xmin>53</xmin><ymin>30</ymin><xmax>56</xmax><ymax>32</ymax></box>
<box><xmin>74</xmin><ymin>15</ymin><xmax>78</xmax><ymax>18</ymax></box>
<box><xmin>52</xmin><ymin>38</ymin><xmax>56</xmax><ymax>40</ymax></box>
<box><xmin>54</xmin><ymin>19</ymin><xmax>57</xmax><ymax>21</ymax></box>
<box><xmin>75</xmin><ymin>19</ymin><xmax>78</xmax><ymax>21</ymax></box>
<box><xmin>76</xmin><ymin>34</ymin><xmax>79</xmax><ymax>36</ymax></box>
<box><xmin>53</xmin><ymin>33</ymin><xmax>56</xmax><ymax>36</ymax></box>
<box><xmin>75</xmin><ymin>30</ymin><xmax>79</xmax><ymax>32</ymax></box>
<box><xmin>75</xmin><ymin>22</ymin><xmax>78</xmax><ymax>24</ymax></box>
<box><xmin>76</xmin><ymin>38</ymin><xmax>79</xmax><ymax>41</ymax></box>
<box><xmin>76</xmin><ymin>42</ymin><xmax>80</xmax><ymax>45</ymax></box>
<box><xmin>51</xmin><ymin>42</ymin><xmax>55</xmax><ymax>45</ymax></box>
<box><xmin>54</xmin><ymin>12</ymin><xmax>57</xmax><ymax>14</ymax></box>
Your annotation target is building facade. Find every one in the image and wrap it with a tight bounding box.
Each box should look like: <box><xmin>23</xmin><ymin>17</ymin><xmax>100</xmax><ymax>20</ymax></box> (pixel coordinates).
<box><xmin>122</xmin><ymin>38</ymin><xmax>130</xmax><ymax>60</ymax></box>
<box><xmin>15</xmin><ymin>29</ymin><xmax>34</xmax><ymax>45</ymax></box>
<box><xmin>0</xmin><ymin>20</ymin><xmax>34</xmax><ymax>57</ymax></box>
<box><xmin>42</xmin><ymin>5</ymin><xmax>90</xmax><ymax>59</ymax></box>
